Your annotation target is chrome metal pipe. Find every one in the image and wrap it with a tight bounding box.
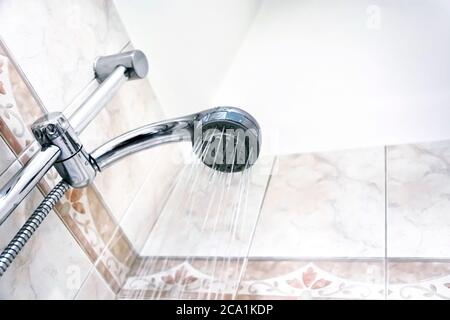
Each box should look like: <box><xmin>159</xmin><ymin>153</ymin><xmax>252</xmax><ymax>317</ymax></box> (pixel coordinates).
<box><xmin>0</xmin><ymin>180</ymin><xmax>70</xmax><ymax>277</ymax></box>
<box><xmin>69</xmin><ymin>65</ymin><xmax>128</xmax><ymax>134</ymax></box>
<box><xmin>0</xmin><ymin>145</ymin><xmax>61</xmax><ymax>224</ymax></box>
<box><xmin>91</xmin><ymin>114</ymin><xmax>195</xmax><ymax>170</ymax></box>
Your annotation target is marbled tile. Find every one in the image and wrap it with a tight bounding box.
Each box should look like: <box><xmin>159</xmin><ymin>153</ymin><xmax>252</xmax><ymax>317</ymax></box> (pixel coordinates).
<box><xmin>75</xmin><ymin>267</ymin><xmax>115</xmax><ymax>300</ymax></box>
<box><xmin>119</xmin><ymin>144</ymin><xmax>184</xmax><ymax>254</ymax></box>
<box><xmin>250</xmin><ymin>147</ymin><xmax>385</xmax><ymax>258</ymax></box>
<box><xmin>140</xmin><ymin>155</ymin><xmax>274</xmax><ymax>257</ymax></box>
<box><xmin>387</xmin><ymin>141</ymin><xmax>450</xmax><ymax>258</ymax></box>
<box><xmin>0</xmin><ymin>136</ymin><xmax>15</xmax><ymax>175</ymax></box>
<box><xmin>0</xmin><ymin>189</ymin><xmax>92</xmax><ymax>299</ymax></box>
<box><xmin>54</xmin><ymin>183</ymin><xmax>138</xmax><ymax>294</ymax></box>
<box><xmin>0</xmin><ymin>0</ymin><xmax>129</xmax><ymax>112</ymax></box>
<box><xmin>81</xmin><ymin>78</ymin><xmax>166</xmax><ymax>222</ymax></box>
<box><xmin>387</xmin><ymin>261</ymin><xmax>450</xmax><ymax>300</ymax></box>
<box><xmin>236</xmin><ymin>259</ymin><xmax>385</xmax><ymax>300</ymax></box>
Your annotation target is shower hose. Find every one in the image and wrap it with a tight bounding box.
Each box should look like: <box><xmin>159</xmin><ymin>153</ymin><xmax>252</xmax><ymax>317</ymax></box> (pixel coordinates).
<box><xmin>0</xmin><ymin>180</ymin><xmax>70</xmax><ymax>277</ymax></box>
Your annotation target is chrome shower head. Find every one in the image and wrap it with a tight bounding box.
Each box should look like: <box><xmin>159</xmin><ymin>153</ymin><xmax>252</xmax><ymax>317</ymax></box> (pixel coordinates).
<box><xmin>194</xmin><ymin>107</ymin><xmax>261</xmax><ymax>172</ymax></box>
<box><xmin>91</xmin><ymin>106</ymin><xmax>261</xmax><ymax>173</ymax></box>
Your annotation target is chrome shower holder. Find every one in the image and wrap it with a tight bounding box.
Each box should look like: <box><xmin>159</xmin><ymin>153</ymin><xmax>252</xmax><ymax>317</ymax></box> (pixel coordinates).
<box><xmin>0</xmin><ymin>49</ymin><xmax>261</xmax><ymax>226</ymax></box>
<box><xmin>0</xmin><ymin>50</ymin><xmax>149</xmax><ymax>224</ymax></box>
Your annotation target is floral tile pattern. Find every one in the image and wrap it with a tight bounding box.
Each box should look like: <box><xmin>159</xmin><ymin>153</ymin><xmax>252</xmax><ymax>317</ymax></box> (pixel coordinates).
<box><xmin>55</xmin><ymin>185</ymin><xmax>137</xmax><ymax>292</ymax></box>
<box><xmin>387</xmin><ymin>141</ymin><xmax>450</xmax><ymax>258</ymax></box>
<box><xmin>0</xmin><ymin>136</ymin><xmax>15</xmax><ymax>176</ymax></box>
<box><xmin>0</xmin><ymin>53</ymin><xmax>42</xmax><ymax>157</ymax></box>
<box><xmin>237</xmin><ymin>260</ymin><xmax>385</xmax><ymax>300</ymax></box>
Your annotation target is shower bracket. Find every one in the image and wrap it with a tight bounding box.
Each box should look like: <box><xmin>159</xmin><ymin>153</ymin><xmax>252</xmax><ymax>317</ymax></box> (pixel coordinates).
<box><xmin>0</xmin><ymin>49</ymin><xmax>149</xmax><ymax>224</ymax></box>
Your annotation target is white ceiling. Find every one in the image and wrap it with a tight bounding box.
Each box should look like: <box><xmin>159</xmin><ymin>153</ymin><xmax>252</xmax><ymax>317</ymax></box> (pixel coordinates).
<box><xmin>116</xmin><ymin>0</ymin><xmax>450</xmax><ymax>155</ymax></box>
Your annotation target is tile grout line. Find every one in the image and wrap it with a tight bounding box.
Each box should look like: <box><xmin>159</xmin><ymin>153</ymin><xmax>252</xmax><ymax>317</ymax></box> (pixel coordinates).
<box><xmin>384</xmin><ymin>145</ymin><xmax>388</xmax><ymax>300</ymax></box>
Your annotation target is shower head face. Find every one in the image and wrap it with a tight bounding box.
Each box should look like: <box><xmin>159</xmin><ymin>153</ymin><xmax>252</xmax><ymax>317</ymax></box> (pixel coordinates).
<box><xmin>194</xmin><ymin>107</ymin><xmax>261</xmax><ymax>173</ymax></box>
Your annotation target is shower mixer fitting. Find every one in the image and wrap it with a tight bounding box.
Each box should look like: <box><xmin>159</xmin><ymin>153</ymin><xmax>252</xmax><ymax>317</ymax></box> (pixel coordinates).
<box><xmin>0</xmin><ymin>50</ymin><xmax>261</xmax><ymax>225</ymax></box>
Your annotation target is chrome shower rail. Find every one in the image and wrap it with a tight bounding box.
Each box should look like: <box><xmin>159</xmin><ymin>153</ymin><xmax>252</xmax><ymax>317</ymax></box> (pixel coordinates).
<box><xmin>0</xmin><ymin>50</ymin><xmax>148</xmax><ymax>225</ymax></box>
<box><xmin>0</xmin><ymin>47</ymin><xmax>261</xmax><ymax>279</ymax></box>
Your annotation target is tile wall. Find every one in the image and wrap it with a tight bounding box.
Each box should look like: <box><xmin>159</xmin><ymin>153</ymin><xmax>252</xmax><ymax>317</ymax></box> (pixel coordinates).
<box><xmin>0</xmin><ymin>0</ymin><xmax>448</xmax><ymax>301</ymax></box>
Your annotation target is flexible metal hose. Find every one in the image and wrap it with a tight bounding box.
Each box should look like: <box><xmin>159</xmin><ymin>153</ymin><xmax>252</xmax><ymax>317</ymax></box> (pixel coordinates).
<box><xmin>0</xmin><ymin>180</ymin><xmax>70</xmax><ymax>277</ymax></box>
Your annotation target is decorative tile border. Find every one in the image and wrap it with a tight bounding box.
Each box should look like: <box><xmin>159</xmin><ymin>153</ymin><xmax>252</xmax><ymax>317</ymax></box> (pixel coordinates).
<box><xmin>119</xmin><ymin>258</ymin><xmax>245</xmax><ymax>300</ymax></box>
<box><xmin>118</xmin><ymin>258</ymin><xmax>385</xmax><ymax>300</ymax></box>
